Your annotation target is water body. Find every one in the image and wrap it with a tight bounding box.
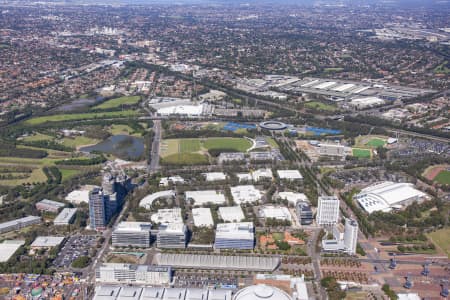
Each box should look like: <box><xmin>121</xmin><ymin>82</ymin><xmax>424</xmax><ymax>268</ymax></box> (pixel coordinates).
<box><xmin>80</xmin><ymin>135</ymin><xmax>145</xmax><ymax>160</ymax></box>
<box><xmin>57</xmin><ymin>96</ymin><xmax>104</xmax><ymax>112</ymax></box>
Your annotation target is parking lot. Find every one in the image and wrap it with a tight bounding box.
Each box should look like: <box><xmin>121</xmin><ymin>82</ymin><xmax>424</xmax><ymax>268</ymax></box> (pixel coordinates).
<box><xmin>54</xmin><ymin>235</ymin><xmax>98</xmax><ymax>269</ymax></box>
<box><xmin>174</xmin><ymin>272</ymin><xmax>239</xmax><ymax>289</ymax></box>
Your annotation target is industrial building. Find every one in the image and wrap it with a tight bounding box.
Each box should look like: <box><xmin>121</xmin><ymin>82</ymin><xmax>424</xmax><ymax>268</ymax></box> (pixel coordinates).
<box><xmin>354</xmin><ymin>181</ymin><xmax>428</xmax><ymax>214</ymax></box>
<box><xmin>159</xmin><ymin>176</ymin><xmax>185</xmax><ymax>187</ymax></box>
<box><xmin>215</xmin><ymin>222</ymin><xmax>254</xmax><ymax>250</ymax></box>
<box><xmin>317</xmin><ymin>143</ymin><xmax>351</xmax><ymax>157</ymax></box>
<box><xmin>95</xmin><ymin>263</ymin><xmax>171</xmax><ymax>285</ymax></box>
<box><xmin>0</xmin><ymin>240</ymin><xmax>25</xmax><ymax>262</ymax></box>
<box><xmin>53</xmin><ymin>208</ymin><xmax>78</xmax><ymax>225</ymax></box>
<box><xmin>35</xmin><ymin>199</ymin><xmax>65</xmax><ymax>213</ymax></box>
<box><xmin>278</xmin><ymin>192</ymin><xmax>309</xmax><ymax>205</ymax></box>
<box><xmin>139</xmin><ymin>190</ymin><xmax>175</xmax><ymax>210</ymax></box>
<box><xmin>157</xmin><ymin>223</ymin><xmax>187</xmax><ymax>249</ymax></box>
<box><xmin>218</xmin><ymin>152</ymin><xmax>245</xmax><ymax>164</ymax></box>
<box><xmin>154</xmin><ymin>253</ymin><xmax>280</xmax><ymax>271</ymax></box>
<box><xmin>322</xmin><ymin>218</ymin><xmax>358</xmax><ymax>255</ymax></box>
<box><xmin>230</xmin><ymin>185</ymin><xmax>262</xmax><ymax>204</ymax></box>
<box><xmin>185</xmin><ymin>190</ymin><xmax>227</xmax><ymax>206</ymax></box>
<box><xmin>151</xmin><ymin>208</ymin><xmax>183</xmax><ymax>224</ymax></box>
<box><xmin>0</xmin><ymin>216</ymin><xmax>41</xmax><ymax>234</ymax></box>
<box><xmin>260</xmin><ymin>206</ymin><xmax>292</xmax><ymax>221</ymax></box>
<box><xmin>192</xmin><ymin>208</ymin><xmax>214</xmax><ymax>227</ymax></box>
<box><xmin>218</xmin><ymin>206</ymin><xmax>245</xmax><ymax>222</ymax></box>
<box><xmin>202</xmin><ymin>172</ymin><xmax>227</xmax><ymax>181</ymax></box>
<box><xmin>277</xmin><ymin>170</ymin><xmax>303</xmax><ymax>181</ymax></box>
<box><xmin>296</xmin><ymin>201</ymin><xmax>314</xmax><ymax>225</ymax></box>
<box><xmin>93</xmin><ymin>286</ymin><xmax>233</xmax><ymax>300</ymax></box>
<box><xmin>30</xmin><ymin>236</ymin><xmax>65</xmax><ymax>251</ymax></box>
<box><xmin>348</xmin><ymin>96</ymin><xmax>385</xmax><ymax>109</ymax></box>
<box><xmin>112</xmin><ymin>222</ymin><xmax>152</xmax><ymax>248</ymax></box>
<box><xmin>316</xmin><ymin>196</ymin><xmax>340</xmax><ymax>226</ymax></box>
<box><xmin>252</xmin><ymin>169</ymin><xmax>273</xmax><ymax>182</ymax></box>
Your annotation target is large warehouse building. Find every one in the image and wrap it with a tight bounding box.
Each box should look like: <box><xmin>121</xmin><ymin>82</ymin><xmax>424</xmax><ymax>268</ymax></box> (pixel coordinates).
<box><xmin>354</xmin><ymin>181</ymin><xmax>428</xmax><ymax>214</ymax></box>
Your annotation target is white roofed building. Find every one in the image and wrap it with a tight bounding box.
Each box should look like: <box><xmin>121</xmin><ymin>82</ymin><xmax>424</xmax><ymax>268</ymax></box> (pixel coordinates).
<box><xmin>277</xmin><ymin>170</ymin><xmax>303</xmax><ymax>181</ymax></box>
<box><xmin>355</xmin><ymin>181</ymin><xmax>428</xmax><ymax>214</ymax></box>
<box><xmin>231</xmin><ymin>185</ymin><xmax>262</xmax><ymax>204</ymax></box>
<box><xmin>0</xmin><ymin>240</ymin><xmax>25</xmax><ymax>262</ymax></box>
<box><xmin>159</xmin><ymin>176</ymin><xmax>185</xmax><ymax>187</ymax></box>
<box><xmin>218</xmin><ymin>206</ymin><xmax>245</xmax><ymax>222</ymax></box>
<box><xmin>192</xmin><ymin>208</ymin><xmax>214</xmax><ymax>227</ymax></box>
<box><xmin>185</xmin><ymin>190</ymin><xmax>227</xmax><ymax>206</ymax></box>
<box><xmin>203</xmin><ymin>172</ymin><xmax>227</xmax><ymax>181</ymax></box>
<box><xmin>53</xmin><ymin>208</ymin><xmax>77</xmax><ymax>225</ymax></box>
<box><xmin>215</xmin><ymin>222</ymin><xmax>254</xmax><ymax>250</ymax></box>
<box><xmin>139</xmin><ymin>190</ymin><xmax>175</xmax><ymax>210</ymax></box>
<box><xmin>278</xmin><ymin>192</ymin><xmax>308</xmax><ymax>205</ymax></box>
<box><xmin>151</xmin><ymin>208</ymin><xmax>183</xmax><ymax>224</ymax></box>
<box><xmin>260</xmin><ymin>206</ymin><xmax>292</xmax><ymax>221</ymax></box>
<box><xmin>252</xmin><ymin>169</ymin><xmax>273</xmax><ymax>182</ymax></box>
<box><xmin>31</xmin><ymin>236</ymin><xmax>65</xmax><ymax>250</ymax></box>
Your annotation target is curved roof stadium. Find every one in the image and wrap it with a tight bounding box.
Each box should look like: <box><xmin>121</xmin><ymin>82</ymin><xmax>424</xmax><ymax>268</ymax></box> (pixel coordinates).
<box><xmin>234</xmin><ymin>284</ymin><xmax>293</xmax><ymax>300</ymax></box>
<box><xmin>259</xmin><ymin>121</ymin><xmax>288</xmax><ymax>131</ymax></box>
<box><xmin>155</xmin><ymin>253</ymin><xmax>280</xmax><ymax>272</ymax></box>
<box><xmin>139</xmin><ymin>190</ymin><xmax>175</xmax><ymax>210</ymax></box>
<box><xmin>354</xmin><ymin>181</ymin><xmax>427</xmax><ymax>214</ymax></box>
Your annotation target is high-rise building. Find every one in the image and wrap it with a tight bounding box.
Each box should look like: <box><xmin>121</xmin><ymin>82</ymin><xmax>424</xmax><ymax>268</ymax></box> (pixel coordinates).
<box><xmin>316</xmin><ymin>196</ymin><xmax>340</xmax><ymax>226</ymax></box>
<box><xmin>157</xmin><ymin>223</ymin><xmax>187</xmax><ymax>249</ymax></box>
<box><xmin>343</xmin><ymin>218</ymin><xmax>358</xmax><ymax>255</ymax></box>
<box><xmin>95</xmin><ymin>263</ymin><xmax>171</xmax><ymax>285</ymax></box>
<box><xmin>112</xmin><ymin>222</ymin><xmax>152</xmax><ymax>248</ymax></box>
<box><xmin>89</xmin><ymin>172</ymin><xmax>131</xmax><ymax>231</ymax></box>
<box><xmin>89</xmin><ymin>188</ymin><xmax>108</xmax><ymax>231</ymax></box>
<box><xmin>296</xmin><ymin>201</ymin><xmax>313</xmax><ymax>225</ymax></box>
<box><xmin>214</xmin><ymin>222</ymin><xmax>254</xmax><ymax>250</ymax></box>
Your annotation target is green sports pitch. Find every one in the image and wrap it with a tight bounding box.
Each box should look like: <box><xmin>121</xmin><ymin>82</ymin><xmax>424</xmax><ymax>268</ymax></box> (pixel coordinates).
<box><xmin>365</xmin><ymin>138</ymin><xmax>386</xmax><ymax>148</ymax></box>
<box><xmin>352</xmin><ymin>148</ymin><xmax>371</xmax><ymax>158</ymax></box>
<box><xmin>434</xmin><ymin>170</ymin><xmax>450</xmax><ymax>185</ymax></box>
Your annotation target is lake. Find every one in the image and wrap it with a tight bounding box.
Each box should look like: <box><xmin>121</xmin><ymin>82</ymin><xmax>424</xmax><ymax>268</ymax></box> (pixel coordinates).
<box><xmin>80</xmin><ymin>135</ymin><xmax>145</xmax><ymax>160</ymax></box>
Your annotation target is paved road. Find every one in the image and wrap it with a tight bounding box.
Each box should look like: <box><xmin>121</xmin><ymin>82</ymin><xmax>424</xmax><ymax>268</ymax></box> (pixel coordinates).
<box><xmin>149</xmin><ymin>119</ymin><xmax>162</xmax><ymax>173</ymax></box>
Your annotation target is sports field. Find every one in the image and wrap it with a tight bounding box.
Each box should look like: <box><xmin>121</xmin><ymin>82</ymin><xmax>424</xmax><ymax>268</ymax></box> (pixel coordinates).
<box><xmin>160</xmin><ymin>137</ymin><xmax>252</xmax><ymax>164</ymax></box>
<box><xmin>25</xmin><ymin>110</ymin><xmax>137</xmax><ymax>125</ymax></box>
<box><xmin>94</xmin><ymin>96</ymin><xmax>141</xmax><ymax>109</ymax></box>
<box><xmin>352</xmin><ymin>148</ymin><xmax>371</xmax><ymax>158</ymax></box>
<box><xmin>365</xmin><ymin>138</ymin><xmax>386</xmax><ymax>148</ymax></box>
<box><xmin>161</xmin><ymin>153</ymin><xmax>209</xmax><ymax>165</ymax></box>
<box><xmin>427</xmin><ymin>228</ymin><xmax>450</xmax><ymax>258</ymax></box>
<box><xmin>305</xmin><ymin>101</ymin><xmax>336</xmax><ymax>111</ymax></box>
<box><xmin>434</xmin><ymin>170</ymin><xmax>450</xmax><ymax>185</ymax></box>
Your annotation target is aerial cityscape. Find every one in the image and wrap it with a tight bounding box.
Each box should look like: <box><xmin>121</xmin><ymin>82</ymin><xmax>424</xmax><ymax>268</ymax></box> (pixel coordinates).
<box><xmin>0</xmin><ymin>0</ymin><xmax>449</xmax><ymax>299</ymax></box>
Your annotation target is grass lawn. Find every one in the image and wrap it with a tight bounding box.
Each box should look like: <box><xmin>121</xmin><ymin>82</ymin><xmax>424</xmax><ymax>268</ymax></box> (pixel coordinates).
<box><xmin>59</xmin><ymin>168</ymin><xmax>82</xmax><ymax>181</ymax></box>
<box><xmin>203</xmin><ymin>137</ymin><xmax>252</xmax><ymax>152</ymax></box>
<box><xmin>272</xmin><ymin>232</ymin><xmax>284</xmax><ymax>241</ymax></box>
<box><xmin>161</xmin><ymin>153</ymin><xmax>208</xmax><ymax>165</ymax></box>
<box><xmin>160</xmin><ymin>139</ymin><xmax>180</xmax><ymax>158</ymax></box>
<box><xmin>25</xmin><ymin>110</ymin><xmax>138</xmax><ymax>125</ymax></box>
<box><xmin>21</xmin><ymin>132</ymin><xmax>54</xmax><ymax>142</ymax></box>
<box><xmin>305</xmin><ymin>101</ymin><xmax>336</xmax><ymax>111</ymax></box>
<box><xmin>0</xmin><ymin>167</ymin><xmax>47</xmax><ymax>186</ymax></box>
<box><xmin>94</xmin><ymin>96</ymin><xmax>141</xmax><ymax>109</ymax></box>
<box><xmin>109</xmin><ymin>124</ymin><xmax>141</xmax><ymax>137</ymax></box>
<box><xmin>324</xmin><ymin>67</ymin><xmax>344</xmax><ymax>73</ymax></box>
<box><xmin>434</xmin><ymin>61</ymin><xmax>450</xmax><ymax>75</ymax></box>
<box><xmin>366</xmin><ymin>138</ymin><xmax>386</xmax><ymax>148</ymax></box>
<box><xmin>427</xmin><ymin>228</ymin><xmax>450</xmax><ymax>258</ymax></box>
<box><xmin>60</xmin><ymin>136</ymin><xmax>100</xmax><ymax>148</ymax></box>
<box><xmin>180</xmin><ymin>139</ymin><xmax>201</xmax><ymax>153</ymax></box>
<box><xmin>434</xmin><ymin>170</ymin><xmax>450</xmax><ymax>185</ymax></box>
<box><xmin>266</xmin><ymin>137</ymin><xmax>279</xmax><ymax>148</ymax></box>
<box><xmin>352</xmin><ymin>148</ymin><xmax>371</xmax><ymax>158</ymax></box>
